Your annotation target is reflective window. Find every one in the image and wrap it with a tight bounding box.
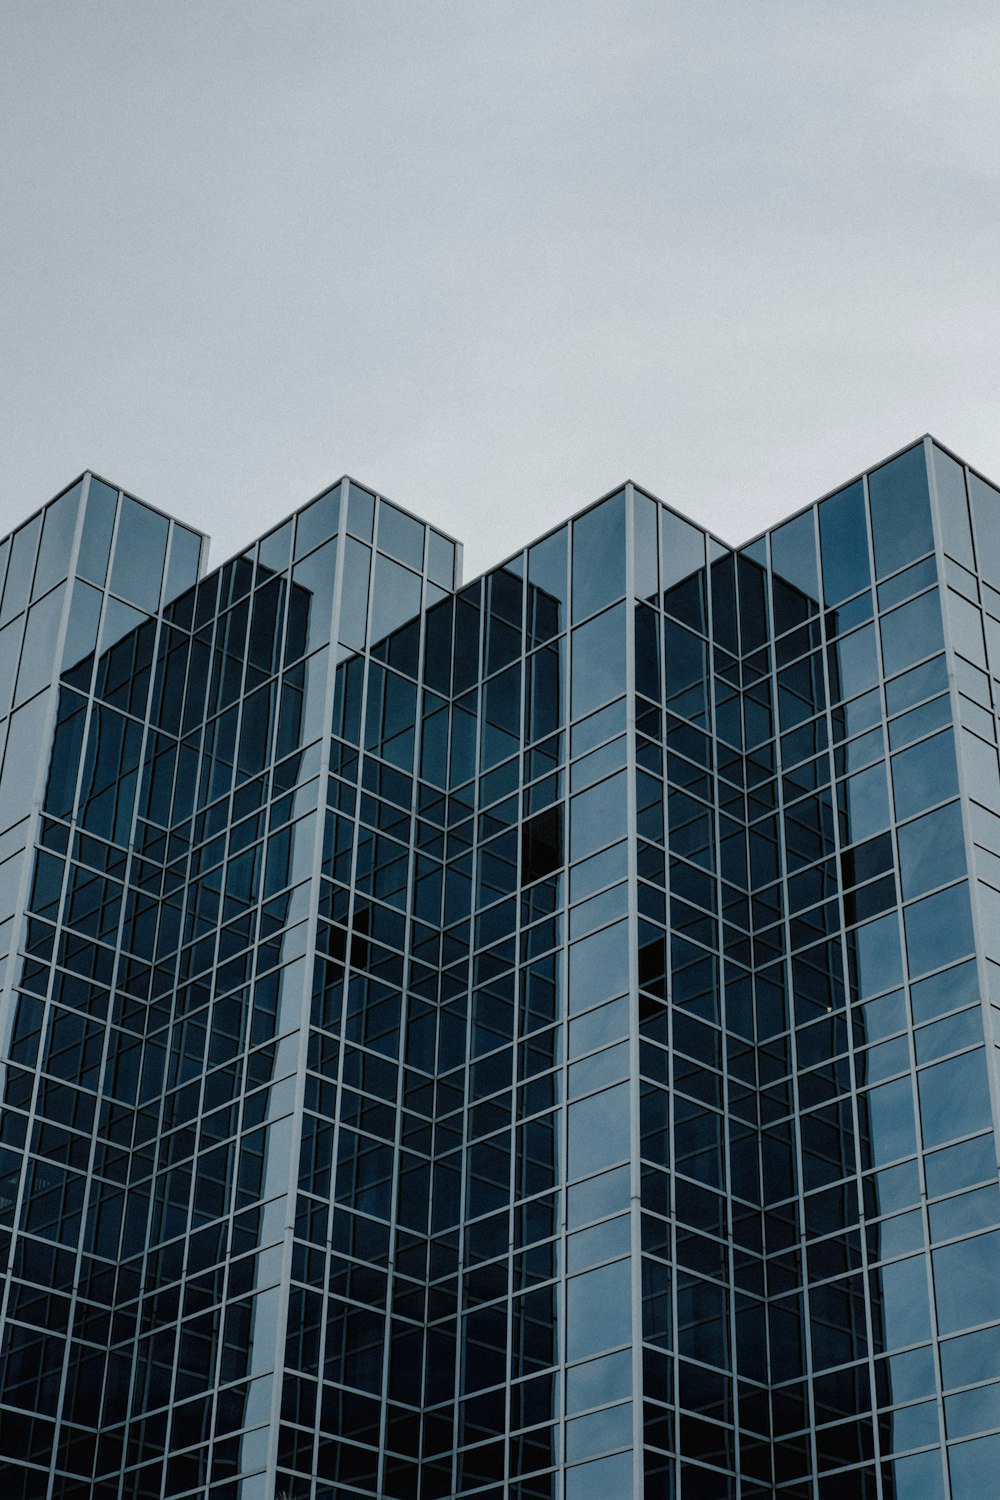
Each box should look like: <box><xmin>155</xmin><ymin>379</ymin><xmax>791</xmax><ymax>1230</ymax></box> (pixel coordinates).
<box><xmin>891</xmin><ymin>731</ymin><xmax>958</xmax><ymax>821</ymax></box>
<box><xmin>33</xmin><ymin>484</ymin><xmax>81</xmax><ymax>600</ymax></box>
<box><xmin>573</xmin><ymin>492</ymin><xmax>625</xmax><ymax>622</ymax></box>
<box><xmin>868</xmin><ymin>445</ymin><xmax>934</xmax><ymax>579</ymax></box>
<box><xmin>819</xmin><ymin>480</ymin><xmax>869</xmax><ymax>605</ymax></box>
<box><xmin>933</xmin><ymin>445</ymin><xmax>975</xmax><ymax>568</ymax></box>
<box><xmin>570</xmin><ymin>771</ymin><xmax>628</xmax><ymax>863</ymax></box>
<box><xmin>933</xmin><ymin>1231</ymin><xmax>1000</xmax><ymax>1334</ymax></box>
<box><xmin>918</xmin><ymin>1049</ymin><xmax>992</xmax><ymax>1149</ymax></box>
<box><xmin>109</xmin><ymin>496</ymin><xmax>168</xmax><ymax>611</ymax></box>
<box><xmin>771</xmin><ymin>508</ymin><xmax>819</xmax><ymax>631</ymax></box>
<box><xmin>950</xmin><ymin>1431</ymin><xmax>1000</xmax><ymax>1498</ymax></box>
<box><xmin>572</xmin><ymin>604</ymin><xmax>626</xmax><ymax>721</ymax></box>
<box><xmin>969</xmin><ymin>471</ymin><xmax>1000</xmax><ymax>579</ymax></box>
<box><xmin>568</xmin><ymin>1083</ymin><xmax>630</xmax><ymax>1179</ymax></box>
<box><xmin>568</xmin><ymin>920</ymin><xmax>629</xmax><ymax>1013</ymax></box>
<box><xmin>904</xmin><ymin>883</ymin><xmax>974</xmax><ymax>979</ymax></box>
<box><xmin>77</xmin><ymin>476</ymin><xmax>117</xmax><ymax>586</ymax></box>
<box><xmin>897</xmin><ymin>802</ymin><xmax>966</xmax><ymax>899</ymax></box>
<box><xmin>880</xmin><ymin>590</ymin><xmax>945</xmax><ymax>677</ymax></box>
<box><xmin>875</xmin><ymin>1254</ymin><xmax>932</xmax><ymax>1349</ymax></box>
<box><xmin>378</xmin><ymin>501</ymin><xmax>424</xmax><ymax>571</ymax></box>
<box><xmin>294</xmin><ymin>485</ymin><xmax>340</xmax><ymax>559</ymax></box>
<box><xmin>566</xmin><ymin>1259</ymin><xmax>631</xmax><ymax>1361</ymax></box>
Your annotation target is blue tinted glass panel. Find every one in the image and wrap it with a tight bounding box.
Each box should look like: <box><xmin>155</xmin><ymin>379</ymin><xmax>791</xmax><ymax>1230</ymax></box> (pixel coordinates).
<box><xmin>371</xmin><ymin>556</ymin><xmax>421</xmax><ymax>645</ymax></box>
<box><xmin>566</xmin><ymin>1348</ymin><xmax>631</xmax><ymax>1412</ymax></box>
<box><xmin>566</xmin><ymin>1260</ymin><xmax>631</xmax><ymax>1360</ymax></box>
<box><xmin>77</xmin><ymin>477</ymin><xmax>117</xmax><ymax>586</ymax></box>
<box><xmin>294</xmin><ymin>486</ymin><xmax>340</xmax><ymax>559</ymax></box>
<box><xmin>572</xmin><ymin>605</ymin><xmax>626</xmax><ymax>721</ymax></box>
<box><xmin>919</xmin><ymin>1049</ymin><xmax>992</xmax><ymax>1149</ymax></box>
<box><xmin>0</xmin><ymin>692</ymin><xmax>49</xmax><ymax>830</ymax></box>
<box><xmin>865</xmin><ymin>1076</ymin><xmax>917</xmax><ymax>1166</ymax></box>
<box><xmin>568</xmin><ymin>1083</ymin><xmax>629</xmax><ymax>1178</ymax></box>
<box><xmin>568</xmin><ymin>920</ymin><xmax>629</xmax><ymax>1012</ymax></box>
<box><xmin>950</xmin><ymin>1433</ymin><xmax>1000</xmax><ymax>1499</ymax></box>
<box><xmin>427</xmin><ymin>530</ymin><xmax>455</xmax><ymax>589</ymax></box>
<box><xmin>165</xmin><ymin>524</ymin><xmax>202</xmax><ymax>602</ymax></box>
<box><xmin>570</xmin><ymin>772</ymin><xmax>628</xmax><ymax>863</ymax></box>
<box><xmin>660</xmin><ymin>508</ymin><xmax>705</xmax><ymax>591</ymax></box>
<box><xmin>850</xmin><ymin>912</ymin><xmax>903</xmax><ymax>999</ymax></box>
<box><xmin>347</xmin><ymin>482</ymin><xmax>375</xmax><ymax>541</ymax></box>
<box><xmin>33</xmin><ymin>484</ymin><xmax>81</xmax><ymax>600</ymax></box>
<box><xmin>291</xmin><ymin>538</ymin><xmax>337</xmax><ymax>657</ymax></box>
<box><xmin>339</xmin><ymin>538</ymin><xmax>371</xmax><ymax>651</ymax></box>
<box><xmin>933</xmin><ymin>446</ymin><xmax>975</xmax><ymax>568</ymax></box>
<box><xmin>897</xmin><ymin>802</ymin><xmax>966</xmax><ymax>900</ymax></box>
<box><xmin>877</xmin><ymin>1254</ymin><xmax>932</xmax><ymax>1348</ymax></box>
<box><xmin>770</xmin><ymin>509</ymin><xmax>819</xmax><ymax>631</ymax></box>
<box><xmin>880</xmin><ymin>590</ymin><xmax>944</xmax><ymax>677</ymax></box>
<box><xmin>969</xmin><ymin>472</ymin><xmax>1000</xmax><ymax>581</ymax></box>
<box><xmin>565</xmin><ymin>1451</ymin><xmax>633</xmax><ymax>1499</ymax></box>
<box><xmin>61</xmin><ymin>582</ymin><xmax>103</xmax><ymax>672</ymax></box>
<box><xmin>910</xmin><ymin>960</ymin><xmax>979</xmax><ymax>1025</ymax></box>
<box><xmin>868</xmin><ymin>444</ymin><xmax>934</xmax><ymax>578</ymax></box>
<box><xmin>573</xmin><ymin>493</ymin><xmax>626</xmax><ymax>621</ymax></box>
<box><xmin>634</xmin><ymin>491</ymin><xmax>658</xmax><ymax>600</ymax></box>
<box><xmin>933</xmin><ymin>1231</ymin><xmax>1000</xmax><ymax>1334</ymax></box>
<box><xmin>819</xmin><ymin>481</ymin><xmax>869</xmax><ymax>605</ymax></box>
<box><xmin>109</xmin><ymin>497</ymin><xmax>168</xmax><ymax>611</ymax></box>
<box><xmin>15</xmin><ymin>585</ymin><xmax>64</xmax><ymax>704</ymax></box>
<box><xmin>378</xmin><ymin>502</ymin><xmax>424</xmax><ymax>570</ymax></box>
<box><xmin>891</xmin><ymin>731</ymin><xmax>958</xmax><ymax>820</ymax></box>
<box><xmin>1</xmin><ymin>515</ymin><xmax>41</xmax><ymax>625</ymax></box>
<box><xmin>904</xmin><ymin>883</ymin><xmax>974</xmax><ymax>979</ymax></box>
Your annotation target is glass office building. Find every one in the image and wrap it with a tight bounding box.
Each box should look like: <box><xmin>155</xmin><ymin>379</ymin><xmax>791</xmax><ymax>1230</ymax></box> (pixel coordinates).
<box><xmin>2</xmin><ymin>437</ymin><xmax>1000</xmax><ymax>1499</ymax></box>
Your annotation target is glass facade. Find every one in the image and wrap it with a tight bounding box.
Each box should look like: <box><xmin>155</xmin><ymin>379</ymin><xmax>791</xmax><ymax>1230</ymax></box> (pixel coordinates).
<box><xmin>2</xmin><ymin>442</ymin><xmax>1000</xmax><ymax>1497</ymax></box>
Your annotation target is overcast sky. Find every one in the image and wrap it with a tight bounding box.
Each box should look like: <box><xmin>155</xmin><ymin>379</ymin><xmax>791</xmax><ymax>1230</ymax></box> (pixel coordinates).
<box><xmin>2</xmin><ymin>0</ymin><xmax>999</xmax><ymax>580</ymax></box>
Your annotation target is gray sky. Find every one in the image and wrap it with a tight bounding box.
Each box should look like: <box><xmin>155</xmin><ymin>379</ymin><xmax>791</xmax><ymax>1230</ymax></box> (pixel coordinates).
<box><xmin>3</xmin><ymin>0</ymin><xmax>999</xmax><ymax>580</ymax></box>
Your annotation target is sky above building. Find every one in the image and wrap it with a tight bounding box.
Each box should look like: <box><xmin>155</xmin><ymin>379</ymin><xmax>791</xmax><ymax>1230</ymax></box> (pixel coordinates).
<box><xmin>2</xmin><ymin>0</ymin><xmax>999</xmax><ymax>580</ymax></box>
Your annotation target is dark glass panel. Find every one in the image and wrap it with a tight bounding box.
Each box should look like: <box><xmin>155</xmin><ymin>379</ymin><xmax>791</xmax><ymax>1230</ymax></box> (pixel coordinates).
<box><xmin>819</xmin><ymin>482</ymin><xmax>869</xmax><ymax>605</ymax></box>
<box><xmin>868</xmin><ymin>445</ymin><xmax>933</xmax><ymax>579</ymax></box>
<box><xmin>572</xmin><ymin>493</ymin><xmax>625</xmax><ymax>622</ymax></box>
<box><xmin>770</xmin><ymin>510</ymin><xmax>819</xmax><ymax>632</ymax></box>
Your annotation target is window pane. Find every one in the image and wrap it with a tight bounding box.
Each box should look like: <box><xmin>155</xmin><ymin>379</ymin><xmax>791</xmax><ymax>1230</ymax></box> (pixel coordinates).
<box><xmin>568</xmin><ymin>1083</ymin><xmax>630</xmax><ymax>1179</ymax></box>
<box><xmin>819</xmin><ymin>481</ymin><xmax>869</xmax><ymax>605</ymax></box>
<box><xmin>33</xmin><ymin>483</ymin><xmax>81</xmax><ymax>600</ymax></box>
<box><xmin>919</xmin><ymin>1049</ymin><xmax>992</xmax><ymax>1149</ymax></box>
<box><xmin>868</xmin><ymin>444</ymin><xmax>934</xmax><ymax>579</ymax></box>
<box><xmin>880</xmin><ymin>590</ymin><xmax>944</xmax><ymax>677</ymax></box>
<box><xmin>904</xmin><ymin>883</ymin><xmax>974</xmax><ymax>978</ymax></box>
<box><xmin>77</xmin><ymin>477</ymin><xmax>117</xmax><ymax>586</ymax></box>
<box><xmin>109</xmin><ymin>497</ymin><xmax>168</xmax><ymax>611</ymax></box>
<box><xmin>378</xmin><ymin>501</ymin><xmax>424</xmax><ymax>571</ymax></box>
<box><xmin>933</xmin><ymin>445</ymin><xmax>975</xmax><ymax>568</ymax></box>
<box><xmin>891</xmin><ymin>731</ymin><xmax>958</xmax><ymax>821</ymax></box>
<box><xmin>566</xmin><ymin>1260</ymin><xmax>631</xmax><ymax>1361</ymax></box>
<box><xmin>572</xmin><ymin>604</ymin><xmax>626</xmax><ymax>721</ymax></box>
<box><xmin>573</xmin><ymin>493</ymin><xmax>626</xmax><ymax>622</ymax></box>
